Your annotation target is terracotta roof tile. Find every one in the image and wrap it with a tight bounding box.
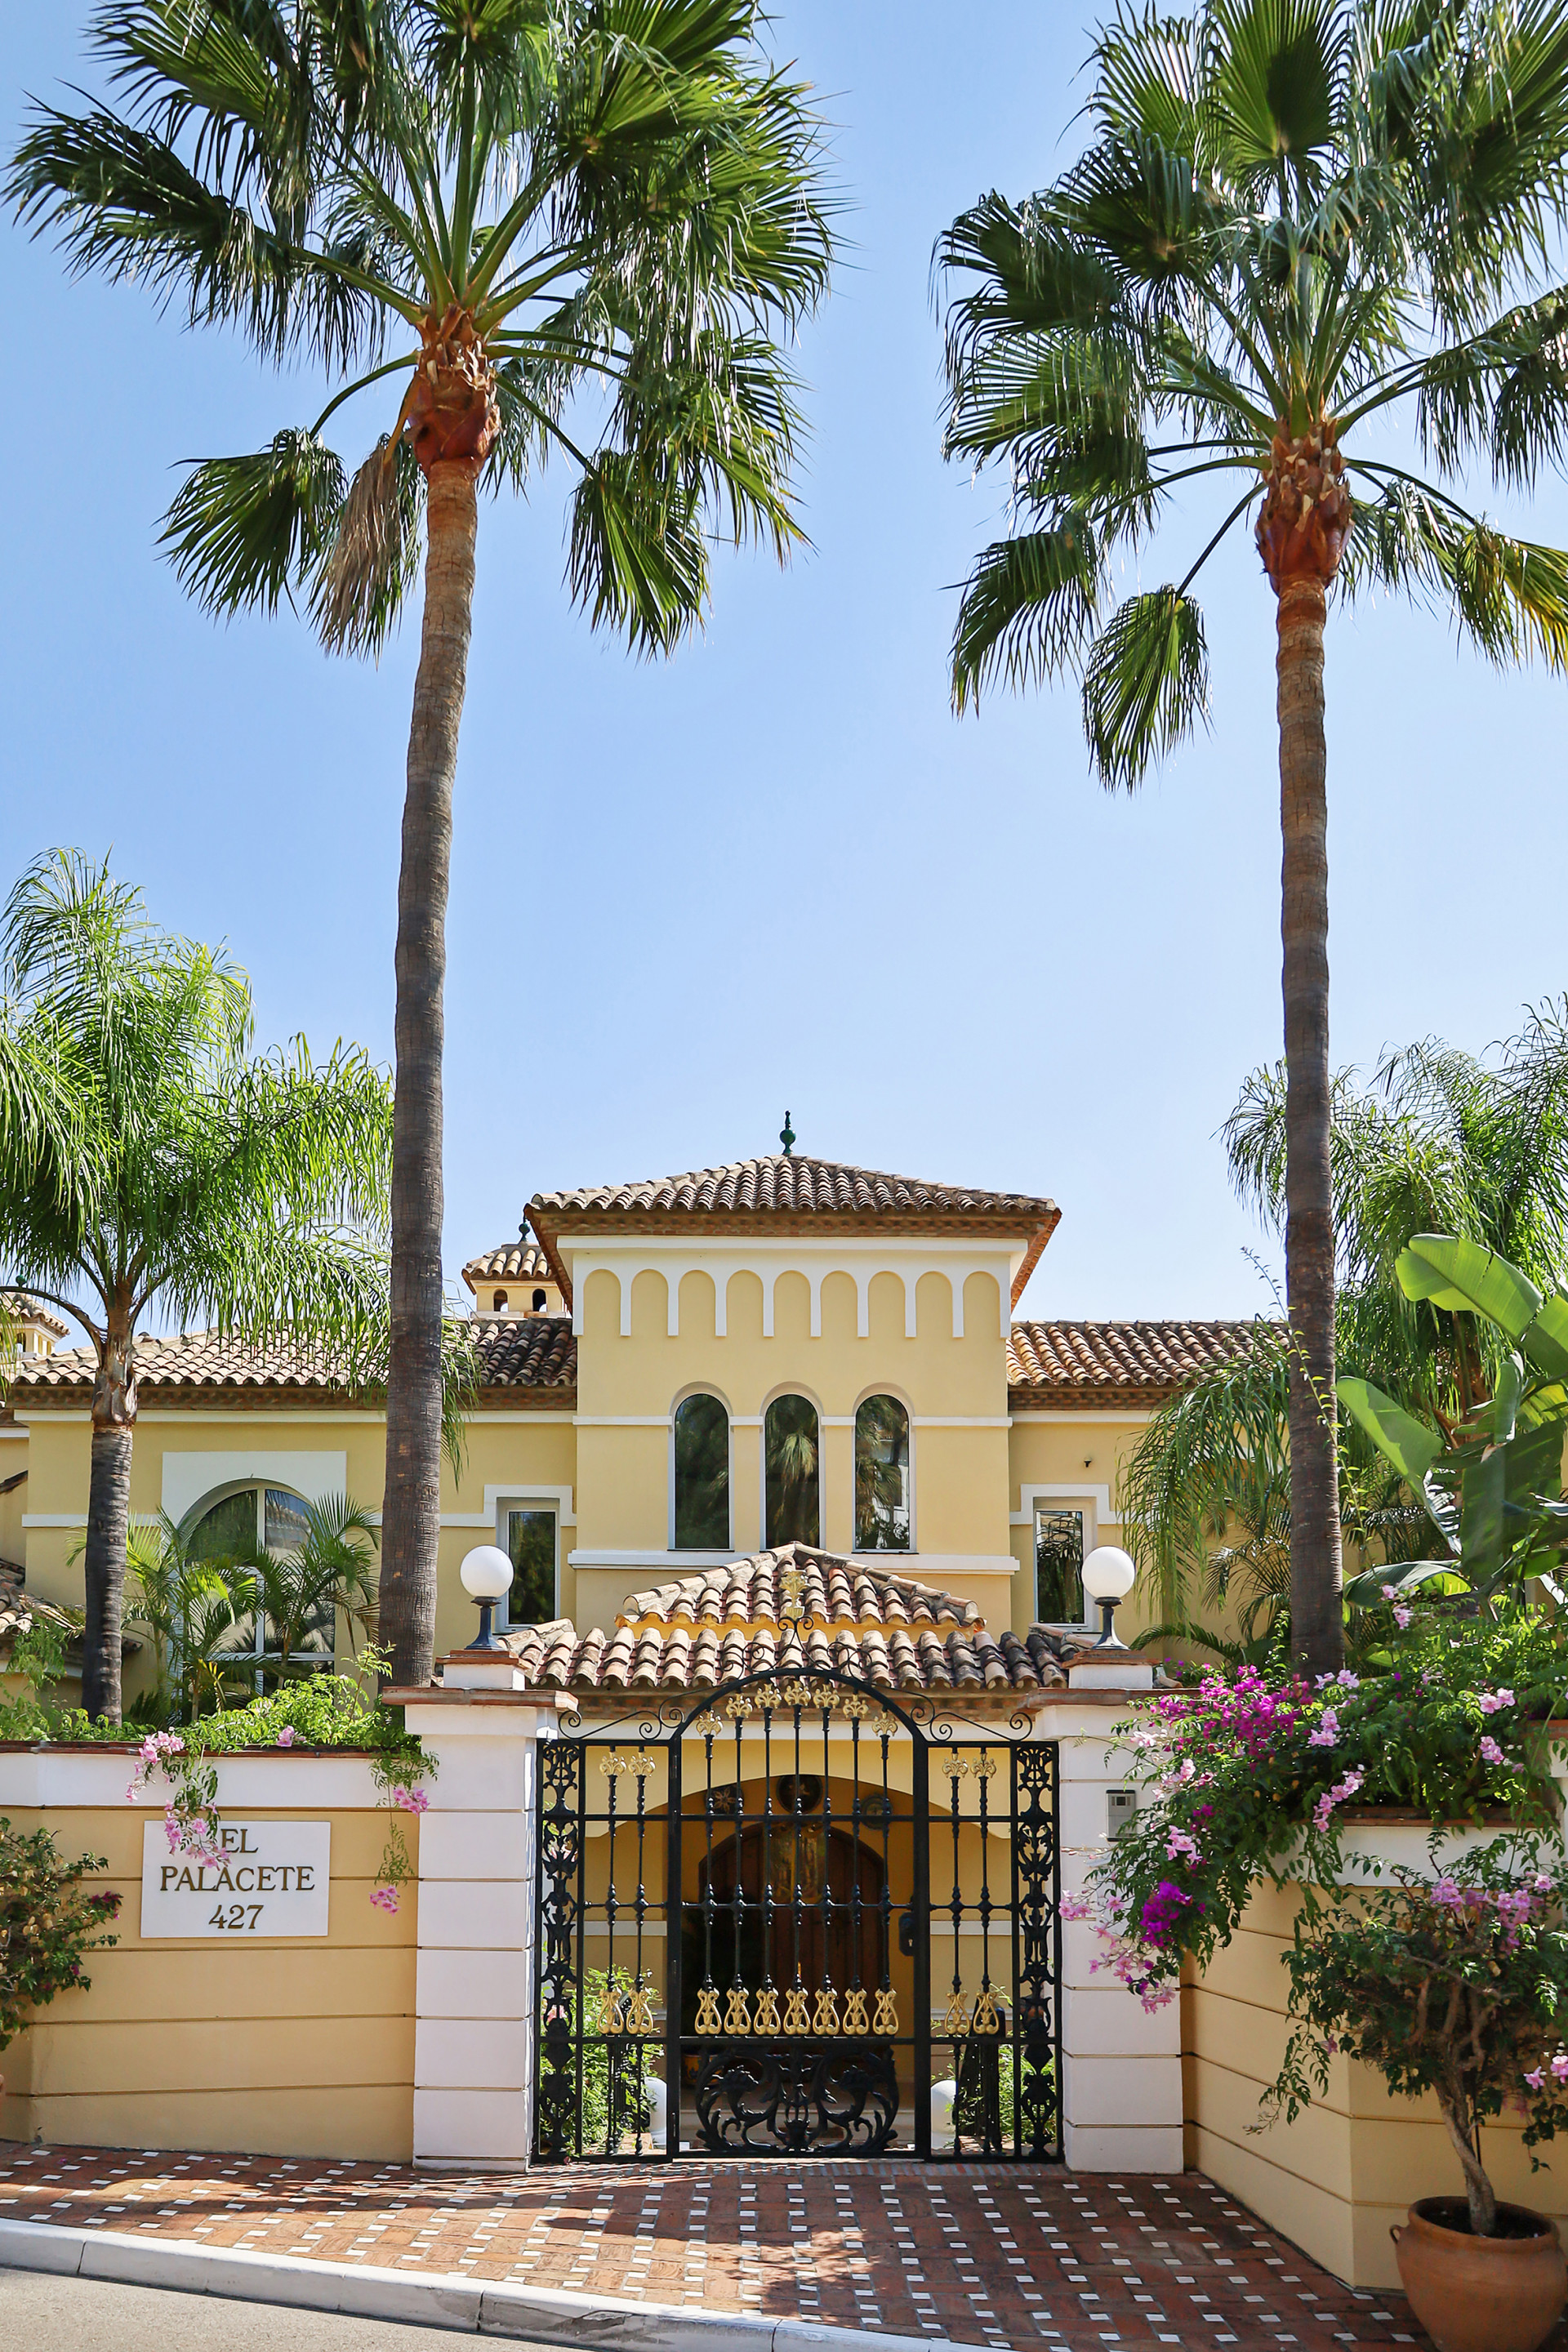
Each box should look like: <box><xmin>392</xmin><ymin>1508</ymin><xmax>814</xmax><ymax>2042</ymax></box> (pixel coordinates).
<box><xmin>11</xmin><ymin>1315</ymin><xmax>577</xmax><ymax>1400</ymax></box>
<box><xmin>531</xmin><ymin>1154</ymin><xmax>1058</xmax><ymax>1224</ymax></box>
<box><xmin>497</xmin><ymin>1613</ymin><xmax>1068</xmax><ymax>1699</ymax></box>
<box><xmin>1008</xmin><ymin>1318</ymin><xmax>1265</xmax><ymax>1405</ymax></box>
<box><xmin>2</xmin><ymin>1291</ymin><xmax>70</xmax><ymax>1339</ymax></box>
<box><xmin>620</xmin><ymin>1545</ymin><xmax>981</xmax><ymax>1633</ymax></box>
<box><xmin>461</xmin><ymin>1238</ymin><xmax>554</xmax><ymax>1289</ymax></box>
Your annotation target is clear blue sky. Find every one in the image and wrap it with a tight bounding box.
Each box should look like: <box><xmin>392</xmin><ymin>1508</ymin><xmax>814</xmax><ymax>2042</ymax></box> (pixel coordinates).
<box><xmin>5</xmin><ymin>4</ymin><xmax>1566</xmax><ymax>1324</ymax></box>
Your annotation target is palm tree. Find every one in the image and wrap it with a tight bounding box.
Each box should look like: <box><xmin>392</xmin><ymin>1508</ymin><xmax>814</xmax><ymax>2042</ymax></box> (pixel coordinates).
<box><xmin>233</xmin><ymin>1491</ymin><xmax>380</xmax><ymax>1687</ymax></box>
<box><xmin>938</xmin><ymin>0</ymin><xmax>1568</xmax><ymax>1673</ymax></box>
<box><xmin>123</xmin><ymin>1514</ymin><xmax>258</xmax><ymax>1722</ymax></box>
<box><xmin>0</xmin><ymin>851</ymin><xmax>392</xmax><ymax>1723</ymax></box>
<box><xmin>10</xmin><ymin>1</ymin><xmax>833</xmax><ymax>1688</ymax></box>
<box><xmin>1122</xmin><ymin>1003</ymin><xmax>1568</xmax><ymax>1640</ymax></box>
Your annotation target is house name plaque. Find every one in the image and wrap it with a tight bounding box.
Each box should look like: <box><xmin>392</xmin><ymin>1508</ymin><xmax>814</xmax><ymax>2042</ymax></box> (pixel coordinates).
<box><xmin>140</xmin><ymin>1820</ymin><xmax>331</xmax><ymax>1938</ymax></box>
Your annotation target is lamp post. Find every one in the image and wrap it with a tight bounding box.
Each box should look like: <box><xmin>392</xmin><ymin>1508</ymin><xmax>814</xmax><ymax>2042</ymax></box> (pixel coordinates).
<box><xmin>1081</xmin><ymin>1545</ymin><xmax>1136</xmax><ymax>1649</ymax></box>
<box><xmin>459</xmin><ymin>1544</ymin><xmax>513</xmax><ymax>1651</ymax></box>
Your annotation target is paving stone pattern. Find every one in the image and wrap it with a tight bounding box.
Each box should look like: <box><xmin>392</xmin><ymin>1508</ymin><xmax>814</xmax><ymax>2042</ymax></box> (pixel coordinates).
<box><xmin>0</xmin><ymin>2143</ymin><xmax>1514</xmax><ymax>2350</ymax></box>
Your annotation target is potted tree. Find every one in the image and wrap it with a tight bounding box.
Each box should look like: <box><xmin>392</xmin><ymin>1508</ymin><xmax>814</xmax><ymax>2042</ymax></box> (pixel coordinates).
<box><xmin>1269</xmin><ymin>1842</ymin><xmax>1568</xmax><ymax>2352</ymax></box>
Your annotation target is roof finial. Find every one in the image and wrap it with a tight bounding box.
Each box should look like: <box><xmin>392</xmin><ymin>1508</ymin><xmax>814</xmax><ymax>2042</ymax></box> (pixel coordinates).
<box><xmin>779</xmin><ymin>1109</ymin><xmax>795</xmax><ymax>1157</ymax></box>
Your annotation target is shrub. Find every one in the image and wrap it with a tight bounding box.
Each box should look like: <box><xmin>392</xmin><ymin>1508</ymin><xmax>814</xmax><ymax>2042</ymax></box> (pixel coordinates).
<box><xmin>0</xmin><ymin>1820</ymin><xmax>122</xmax><ymax>2052</ymax></box>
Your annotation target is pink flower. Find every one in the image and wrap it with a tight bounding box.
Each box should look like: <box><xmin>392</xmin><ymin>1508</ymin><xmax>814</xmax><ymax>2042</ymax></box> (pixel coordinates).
<box><xmin>275</xmin><ymin>1726</ymin><xmax>297</xmax><ymax>1748</ymax></box>
<box><xmin>1060</xmin><ymin>1893</ymin><xmax>1092</xmax><ymax>1922</ymax></box>
<box><xmin>1552</xmin><ymin>2053</ymin><xmax>1568</xmax><ymax>2084</ymax></box>
<box><xmin>1431</xmin><ymin>1878</ymin><xmax>1463</xmax><ymax>1908</ymax></box>
<box><xmin>1393</xmin><ymin>1606</ymin><xmax>1412</xmax><ymax>1629</ymax></box>
<box><xmin>1479</xmin><ymin>1735</ymin><xmax>1505</xmax><ymax>1766</ymax></box>
<box><xmin>1527</xmin><ymin>2068</ymin><xmax>1548</xmax><ymax>2090</ymax></box>
<box><xmin>1380</xmin><ymin>1583</ymin><xmax>1396</xmax><ymax>1601</ymax></box>
<box><xmin>1312</xmin><ymin>1768</ymin><xmax>1365</xmax><ymax>1831</ymax></box>
<box><xmin>1165</xmin><ymin>1829</ymin><xmax>1202</xmax><ymax>1864</ymax></box>
<box><xmin>394</xmin><ymin>1785</ymin><xmax>430</xmax><ymax>1815</ymax></box>
<box><xmin>1478</xmin><ymin>1690</ymin><xmax>1515</xmax><ymax>1716</ymax></box>
<box><xmin>1309</xmin><ymin>1708</ymin><xmax>1340</xmax><ymax>1748</ymax></box>
<box><xmin>1536</xmin><ymin>1875</ymin><xmax>1554</xmax><ymax>1894</ymax></box>
<box><xmin>369</xmin><ymin>1886</ymin><xmax>400</xmax><ymax>1914</ymax></box>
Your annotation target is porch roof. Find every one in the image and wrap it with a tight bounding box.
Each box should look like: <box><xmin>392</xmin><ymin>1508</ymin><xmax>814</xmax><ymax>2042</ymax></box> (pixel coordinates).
<box><xmin>494</xmin><ymin>1612</ymin><xmax>1071</xmax><ymax>1697</ymax></box>
<box><xmin>618</xmin><ymin>1545</ymin><xmax>982</xmax><ymax>1633</ymax></box>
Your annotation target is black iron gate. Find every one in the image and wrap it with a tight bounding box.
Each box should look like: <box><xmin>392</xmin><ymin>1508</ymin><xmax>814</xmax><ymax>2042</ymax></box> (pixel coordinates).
<box><xmin>533</xmin><ymin>1668</ymin><xmax>1060</xmax><ymax>2163</ymax></box>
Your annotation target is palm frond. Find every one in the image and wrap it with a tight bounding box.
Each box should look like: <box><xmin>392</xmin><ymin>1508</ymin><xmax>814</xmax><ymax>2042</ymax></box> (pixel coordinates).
<box><xmin>1081</xmin><ymin>585</ymin><xmax>1209</xmax><ymax>788</ymax></box>
<box><xmin>951</xmin><ymin>519</ymin><xmax>1102</xmax><ymax>712</ymax></box>
<box><xmin>159</xmin><ymin>430</ymin><xmax>346</xmax><ymax>619</ymax></box>
<box><xmin>310</xmin><ymin>433</ymin><xmax>423</xmax><ymax>657</ymax></box>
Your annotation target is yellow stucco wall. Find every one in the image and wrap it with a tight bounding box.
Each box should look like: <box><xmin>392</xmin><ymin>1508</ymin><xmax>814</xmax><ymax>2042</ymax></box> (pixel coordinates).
<box><xmin>0</xmin><ymin>1803</ymin><xmax>416</xmax><ymax>2160</ymax></box>
<box><xmin>572</xmin><ymin>1260</ymin><xmax>1012</xmax><ymax>1567</ymax></box>
<box><xmin>1183</xmin><ymin>1876</ymin><xmax>1568</xmax><ymax>2289</ymax></box>
<box><xmin>1006</xmin><ymin>1411</ymin><xmax>1153</xmax><ymax>1641</ymax></box>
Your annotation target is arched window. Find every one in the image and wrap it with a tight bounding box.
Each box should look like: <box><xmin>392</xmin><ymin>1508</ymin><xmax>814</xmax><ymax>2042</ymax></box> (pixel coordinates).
<box><xmin>492</xmin><ymin>1289</ymin><xmax>506</xmax><ymax>1312</ymax></box>
<box><xmin>854</xmin><ymin>1396</ymin><xmax>910</xmax><ymax>1551</ymax></box>
<box><xmin>187</xmin><ymin>1485</ymin><xmax>333</xmax><ymax>1685</ymax></box>
<box><xmin>674</xmin><ymin>1393</ymin><xmax>730</xmax><ymax>1549</ymax></box>
<box><xmin>531</xmin><ymin>1288</ymin><xmax>547</xmax><ymax>1312</ymax></box>
<box><xmin>765</xmin><ymin>1394</ymin><xmax>821</xmax><ymax>1550</ymax></box>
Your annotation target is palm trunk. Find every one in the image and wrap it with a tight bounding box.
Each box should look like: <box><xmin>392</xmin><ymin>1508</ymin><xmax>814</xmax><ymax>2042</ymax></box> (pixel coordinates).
<box><xmin>380</xmin><ymin>460</ymin><xmax>479</xmax><ymax>1689</ymax></box>
<box><xmin>1277</xmin><ymin>577</ymin><xmax>1344</xmax><ymax>1677</ymax></box>
<box><xmin>83</xmin><ymin>1312</ymin><xmax>136</xmax><ymax>1723</ymax></box>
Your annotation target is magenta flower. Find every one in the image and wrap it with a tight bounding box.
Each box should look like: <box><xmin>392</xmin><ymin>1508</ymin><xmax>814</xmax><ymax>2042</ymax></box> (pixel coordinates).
<box><xmin>275</xmin><ymin>1726</ymin><xmax>297</xmax><ymax>1748</ymax></box>
<box><xmin>1479</xmin><ymin>1735</ymin><xmax>1505</xmax><ymax>1766</ymax></box>
<box><xmin>369</xmin><ymin>1886</ymin><xmax>400</xmax><ymax>1914</ymax></box>
<box><xmin>394</xmin><ymin>1785</ymin><xmax>430</xmax><ymax>1815</ymax></box>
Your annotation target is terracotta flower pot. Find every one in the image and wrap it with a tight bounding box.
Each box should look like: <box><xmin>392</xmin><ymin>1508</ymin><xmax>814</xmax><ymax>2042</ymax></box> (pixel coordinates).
<box><xmin>1392</xmin><ymin>2198</ymin><xmax>1566</xmax><ymax>2352</ymax></box>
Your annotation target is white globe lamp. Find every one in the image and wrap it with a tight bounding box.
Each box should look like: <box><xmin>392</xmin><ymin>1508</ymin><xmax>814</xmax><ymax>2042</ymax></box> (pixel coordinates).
<box><xmin>460</xmin><ymin>1544</ymin><xmax>513</xmax><ymax>1651</ymax></box>
<box><xmin>1081</xmin><ymin>1545</ymin><xmax>1137</xmax><ymax>1649</ymax></box>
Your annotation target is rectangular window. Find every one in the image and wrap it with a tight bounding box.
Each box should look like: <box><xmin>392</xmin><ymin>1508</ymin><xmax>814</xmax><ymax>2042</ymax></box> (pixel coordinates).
<box><xmin>506</xmin><ymin>1508</ymin><xmax>558</xmax><ymax>1624</ymax></box>
<box><xmin>1035</xmin><ymin>1506</ymin><xmax>1085</xmax><ymax>1624</ymax></box>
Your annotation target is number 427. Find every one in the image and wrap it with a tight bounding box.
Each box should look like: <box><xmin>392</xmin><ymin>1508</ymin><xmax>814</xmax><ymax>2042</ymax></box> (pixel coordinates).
<box><xmin>209</xmin><ymin>1902</ymin><xmax>263</xmax><ymax>1931</ymax></box>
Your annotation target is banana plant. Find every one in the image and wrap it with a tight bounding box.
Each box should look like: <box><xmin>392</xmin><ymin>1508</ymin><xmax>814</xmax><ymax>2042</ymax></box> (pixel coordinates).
<box><xmin>1339</xmin><ymin>1236</ymin><xmax>1568</xmax><ymax>1606</ymax></box>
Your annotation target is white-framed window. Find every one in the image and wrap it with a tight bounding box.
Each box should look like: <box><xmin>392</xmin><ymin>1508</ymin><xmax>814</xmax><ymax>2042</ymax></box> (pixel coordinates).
<box><xmin>186</xmin><ymin>1482</ymin><xmax>333</xmax><ymax>1681</ymax></box>
<box><xmin>497</xmin><ymin>1500</ymin><xmax>559</xmax><ymax>1624</ymax></box>
<box><xmin>854</xmin><ymin>1395</ymin><xmax>911</xmax><ymax>1551</ymax></box>
<box><xmin>1033</xmin><ymin>1496</ymin><xmax>1107</xmax><ymax>1626</ymax></box>
<box><xmin>672</xmin><ymin>1393</ymin><xmax>731</xmax><ymax>1550</ymax></box>
<box><xmin>764</xmin><ymin>1392</ymin><xmax>821</xmax><ymax>1550</ymax></box>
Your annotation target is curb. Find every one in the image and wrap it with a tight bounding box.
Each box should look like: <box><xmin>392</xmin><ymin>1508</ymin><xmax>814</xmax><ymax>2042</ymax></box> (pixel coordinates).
<box><xmin>0</xmin><ymin>2218</ymin><xmax>988</xmax><ymax>2352</ymax></box>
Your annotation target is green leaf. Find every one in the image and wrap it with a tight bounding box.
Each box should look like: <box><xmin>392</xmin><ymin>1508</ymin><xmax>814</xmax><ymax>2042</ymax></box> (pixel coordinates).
<box><xmin>1395</xmin><ymin>1233</ymin><xmax>1543</xmax><ymax>1328</ymax></box>
<box><xmin>1335</xmin><ymin>1374</ymin><xmax>1441</xmax><ymax>1485</ymax></box>
<box><xmin>951</xmin><ymin>518</ymin><xmax>1102</xmax><ymax>712</ymax></box>
<box><xmin>1081</xmin><ymin>588</ymin><xmax>1209</xmax><ymax>790</ymax></box>
<box><xmin>159</xmin><ymin>431</ymin><xmax>346</xmax><ymax>619</ymax></box>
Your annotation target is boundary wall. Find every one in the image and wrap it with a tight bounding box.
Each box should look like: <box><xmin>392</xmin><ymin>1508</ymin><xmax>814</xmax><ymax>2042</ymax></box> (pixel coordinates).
<box><xmin>0</xmin><ymin>1748</ymin><xmax>416</xmax><ymax>2160</ymax></box>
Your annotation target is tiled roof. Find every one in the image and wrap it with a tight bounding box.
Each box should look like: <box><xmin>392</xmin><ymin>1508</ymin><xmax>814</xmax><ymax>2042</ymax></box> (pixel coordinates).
<box><xmin>528</xmin><ymin>1155</ymin><xmax>1062</xmax><ymax>1307</ymax></box>
<box><xmin>461</xmin><ymin>1238</ymin><xmax>553</xmax><ymax>1290</ymax></box>
<box><xmin>1008</xmin><ymin>1319</ymin><xmax>1264</xmax><ymax>1406</ymax></box>
<box><xmin>621</xmin><ymin>1547</ymin><xmax>981</xmax><ymax>1632</ymax></box>
<box><xmin>498</xmin><ymin>1614</ymin><xmax>1069</xmax><ymax>1698</ymax></box>
<box><xmin>532</xmin><ymin>1155</ymin><xmax>1058</xmax><ymax>1224</ymax></box>
<box><xmin>8</xmin><ymin>1316</ymin><xmax>577</xmax><ymax>1401</ymax></box>
<box><xmin>0</xmin><ymin>1563</ymin><xmax>137</xmax><ymax>1661</ymax></box>
<box><xmin>2</xmin><ymin>1291</ymin><xmax>69</xmax><ymax>1339</ymax></box>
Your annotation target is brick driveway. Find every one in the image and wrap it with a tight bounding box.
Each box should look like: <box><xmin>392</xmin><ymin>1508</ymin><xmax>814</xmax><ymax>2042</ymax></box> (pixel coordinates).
<box><xmin>0</xmin><ymin>2142</ymin><xmax>1463</xmax><ymax>2349</ymax></box>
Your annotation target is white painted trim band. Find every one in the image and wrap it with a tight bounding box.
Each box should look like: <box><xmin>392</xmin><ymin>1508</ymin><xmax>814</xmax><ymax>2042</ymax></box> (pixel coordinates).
<box><xmin>0</xmin><ymin>2220</ymin><xmax>987</xmax><ymax>2352</ymax></box>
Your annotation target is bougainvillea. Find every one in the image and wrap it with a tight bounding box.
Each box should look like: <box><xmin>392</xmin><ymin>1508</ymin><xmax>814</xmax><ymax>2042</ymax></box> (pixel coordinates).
<box><xmin>1270</xmin><ymin>1839</ymin><xmax>1568</xmax><ymax>2236</ymax></box>
<box><xmin>1085</xmin><ymin>1615</ymin><xmax>1563</xmax><ymax>2001</ymax></box>
<box><xmin>0</xmin><ymin>1820</ymin><xmax>122</xmax><ymax>2051</ymax></box>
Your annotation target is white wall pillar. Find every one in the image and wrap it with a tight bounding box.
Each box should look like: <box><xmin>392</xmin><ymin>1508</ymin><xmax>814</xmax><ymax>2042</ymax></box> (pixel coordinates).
<box><xmin>1053</xmin><ymin>1679</ymin><xmax>1184</xmax><ymax>2173</ymax></box>
<box><xmin>402</xmin><ymin>1669</ymin><xmax>559</xmax><ymax>2165</ymax></box>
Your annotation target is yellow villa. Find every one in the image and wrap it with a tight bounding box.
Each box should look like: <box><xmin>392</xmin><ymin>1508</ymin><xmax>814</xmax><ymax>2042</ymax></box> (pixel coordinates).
<box><xmin>2</xmin><ymin>1149</ymin><xmax>1248</xmax><ymax>1687</ymax></box>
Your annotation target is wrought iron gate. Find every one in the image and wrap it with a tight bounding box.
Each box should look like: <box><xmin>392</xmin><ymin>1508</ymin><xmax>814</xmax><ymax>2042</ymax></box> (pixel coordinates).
<box><xmin>533</xmin><ymin>1668</ymin><xmax>1061</xmax><ymax>2162</ymax></box>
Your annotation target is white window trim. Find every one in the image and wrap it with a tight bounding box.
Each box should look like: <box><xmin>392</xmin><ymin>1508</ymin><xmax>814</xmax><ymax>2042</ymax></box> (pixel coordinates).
<box><xmin>760</xmin><ymin>1392</ymin><xmax>825</xmax><ymax>1552</ymax></box>
<box><xmin>1013</xmin><ymin>1484</ymin><xmax>1111</xmax><ymax>1628</ymax></box>
<box><xmin>669</xmin><ymin>1393</ymin><xmax>733</xmax><ymax>1554</ymax></box>
<box><xmin>851</xmin><ymin>1394</ymin><xmax>915</xmax><ymax>1557</ymax></box>
<box><xmin>495</xmin><ymin>1494</ymin><xmax>564</xmax><ymax>1625</ymax></box>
